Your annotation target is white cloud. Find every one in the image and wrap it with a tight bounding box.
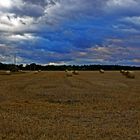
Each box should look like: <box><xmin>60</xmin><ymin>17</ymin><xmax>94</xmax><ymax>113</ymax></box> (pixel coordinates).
<box><xmin>0</xmin><ymin>13</ymin><xmax>38</xmax><ymax>33</ymax></box>
<box><xmin>133</xmin><ymin>59</ymin><xmax>140</xmax><ymax>63</ymax></box>
<box><xmin>122</xmin><ymin>16</ymin><xmax>140</xmax><ymax>26</ymax></box>
<box><xmin>0</xmin><ymin>0</ymin><xmax>12</xmax><ymax>8</ymax></box>
<box><xmin>48</xmin><ymin>61</ymin><xmax>66</xmax><ymax>65</ymax></box>
<box><xmin>106</xmin><ymin>0</ymin><xmax>138</xmax><ymax>8</ymax></box>
<box><xmin>0</xmin><ymin>0</ymin><xmax>23</xmax><ymax>12</ymax></box>
<box><xmin>104</xmin><ymin>0</ymin><xmax>140</xmax><ymax>16</ymax></box>
<box><xmin>9</xmin><ymin>33</ymin><xmax>37</xmax><ymax>41</ymax></box>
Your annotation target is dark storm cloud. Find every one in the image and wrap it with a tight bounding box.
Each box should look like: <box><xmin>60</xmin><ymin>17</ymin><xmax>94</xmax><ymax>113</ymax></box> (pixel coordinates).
<box><xmin>11</xmin><ymin>4</ymin><xmax>44</xmax><ymax>17</ymax></box>
<box><xmin>0</xmin><ymin>0</ymin><xmax>140</xmax><ymax>65</ymax></box>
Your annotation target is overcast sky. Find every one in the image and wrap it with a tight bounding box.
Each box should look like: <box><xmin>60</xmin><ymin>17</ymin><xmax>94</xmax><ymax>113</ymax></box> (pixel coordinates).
<box><xmin>0</xmin><ymin>0</ymin><xmax>140</xmax><ymax>66</ymax></box>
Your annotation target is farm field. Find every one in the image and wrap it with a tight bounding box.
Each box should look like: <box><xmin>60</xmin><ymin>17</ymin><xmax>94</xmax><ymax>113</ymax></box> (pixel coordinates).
<box><xmin>0</xmin><ymin>71</ymin><xmax>140</xmax><ymax>140</ymax></box>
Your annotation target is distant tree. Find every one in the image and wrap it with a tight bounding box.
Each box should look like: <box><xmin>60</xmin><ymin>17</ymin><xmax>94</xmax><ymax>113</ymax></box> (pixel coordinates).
<box><xmin>9</xmin><ymin>64</ymin><xmax>19</xmax><ymax>72</ymax></box>
<box><xmin>18</xmin><ymin>64</ymin><xmax>23</xmax><ymax>70</ymax></box>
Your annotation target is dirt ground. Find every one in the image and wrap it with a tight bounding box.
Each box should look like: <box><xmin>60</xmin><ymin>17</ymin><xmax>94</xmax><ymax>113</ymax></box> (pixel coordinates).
<box><xmin>0</xmin><ymin>71</ymin><xmax>140</xmax><ymax>140</ymax></box>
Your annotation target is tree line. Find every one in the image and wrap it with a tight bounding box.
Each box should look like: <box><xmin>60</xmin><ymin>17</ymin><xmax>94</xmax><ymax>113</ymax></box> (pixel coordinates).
<box><xmin>0</xmin><ymin>62</ymin><xmax>140</xmax><ymax>71</ymax></box>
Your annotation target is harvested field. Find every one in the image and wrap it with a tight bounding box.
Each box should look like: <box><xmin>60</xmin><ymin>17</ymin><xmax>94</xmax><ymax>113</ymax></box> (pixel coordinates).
<box><xmin>0</xmin><ymin>71</ymin><xmax>140</xmax><ymax>140</ymax></box>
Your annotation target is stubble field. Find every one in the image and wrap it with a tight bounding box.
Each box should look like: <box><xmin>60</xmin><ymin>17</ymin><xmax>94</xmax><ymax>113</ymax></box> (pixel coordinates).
<box><xmin>0</xmin><ymin>71</ymin><xmax>140</xmax><ymax>140</ymax></box>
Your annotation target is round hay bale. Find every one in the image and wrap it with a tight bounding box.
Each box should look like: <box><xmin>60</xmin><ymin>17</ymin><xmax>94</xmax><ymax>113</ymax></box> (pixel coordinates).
<box><xmin>99</xmin><ymin>69</ymin><xmax>104</xmax><ymax>73</ymax></box>
<box><xmin>5</xmin><ymin>70</ymin><xmax>11</xmax><ymax>75</ymax></box>
<box><xmin>66</xmin><ymin>71</ymin><xmax>73</xmax><ymax>77</ymax></box>
<box><xmin>19</xmin><ymin>70</ymin><xmax>22</xmax><ymax>72</ymax></box>
<box><xmin>126</xmin><ymin>71</ymin><xmax>135</xmax><ymax>79</ymax></box>
<box><xmin>65</xmin><ymin>69</ymin><xmax>68</xmax><ymax>72</ymax></box>
<box><xmin>120</xmin><ymin>70</ymin><xmax>125</xmax><ymax>73</ymax></box>
<box><xmin>73</xmin><ymin>70</ymin><xmax>79</xmax><ymax>75</ymax></box>
<box><xmin>123</xmin><ymin>70</ymin><xmax>129</xmax><ymax>76</ymax></box>
<box><xmin>38</xmin><ymin>70</ymin><xmax>41</xmax><ymax>72</ymax></box>
<box><xmin>34</xmin><ymin>71</ymin><xmax>39</xmax><ymax>74</ymax></box>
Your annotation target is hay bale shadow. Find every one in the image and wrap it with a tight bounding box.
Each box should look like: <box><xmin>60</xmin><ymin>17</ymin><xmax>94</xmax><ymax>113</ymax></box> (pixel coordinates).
<box><xmin>46</xmin><ymin>99</ymin><xmax>80</xmax><ymax>105</ymax></box>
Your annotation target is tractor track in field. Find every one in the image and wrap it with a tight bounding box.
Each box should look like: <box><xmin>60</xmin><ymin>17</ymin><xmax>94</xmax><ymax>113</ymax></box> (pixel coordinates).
<box><xmin>63</xmin><ymin>75</ymin><xmax>94</xmax><ymax>89</ymax></box>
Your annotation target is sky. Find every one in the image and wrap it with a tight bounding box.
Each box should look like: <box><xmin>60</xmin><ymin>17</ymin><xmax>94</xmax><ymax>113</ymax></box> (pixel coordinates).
<box><xmin>0</xmin><ymin>0</ymin><xmax>140</xmax><ymax>66</ymax></box>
